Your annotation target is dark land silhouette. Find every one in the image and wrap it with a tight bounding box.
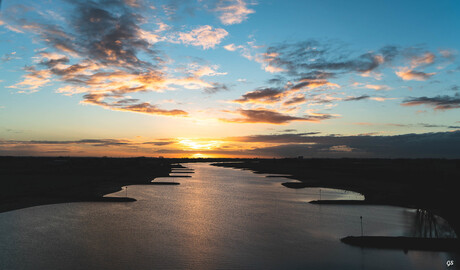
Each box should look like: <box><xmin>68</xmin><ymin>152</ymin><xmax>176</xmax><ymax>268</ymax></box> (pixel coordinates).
<box><xmin>0</xmin><ymin>156</ymin><xmax>172</xmax><ymax>213</ymax></box>
<box><xmin>341</xmin><ymin>236</ymin><xmax>460</xmax><ymax>252</ymax></box>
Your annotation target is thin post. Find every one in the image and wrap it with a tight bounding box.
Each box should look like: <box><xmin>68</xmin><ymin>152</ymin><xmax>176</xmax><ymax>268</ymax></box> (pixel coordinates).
<box><xmin>125</xmin><ymin>186</ymin><xmax>128</xmax><ymax>198</ymax></box>
<box><xmin>360</xmin><ymin>216</ymin><xmax>363</xmax><ymax>236</ymax></box>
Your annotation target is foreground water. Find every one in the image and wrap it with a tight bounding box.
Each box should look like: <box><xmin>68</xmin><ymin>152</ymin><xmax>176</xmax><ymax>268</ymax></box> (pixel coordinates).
<box><xmin>0</xmin><ymin>163</ymin><xmax>458</xmax><ymax>270</ymax></box>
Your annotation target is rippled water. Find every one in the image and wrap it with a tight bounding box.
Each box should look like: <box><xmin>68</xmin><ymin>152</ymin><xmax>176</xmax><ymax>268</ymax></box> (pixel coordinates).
<box><xmin>0</xmin><ymin>163</ymin><xmax>458</xmax><ymax>270</ymax></box>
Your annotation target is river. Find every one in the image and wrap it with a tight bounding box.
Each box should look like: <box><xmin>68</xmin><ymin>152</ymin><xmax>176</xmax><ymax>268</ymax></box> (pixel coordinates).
<box><xmin>0</xmin><ymin>163</ymin><xmax>457</xmax><ymax>269</ymax></box>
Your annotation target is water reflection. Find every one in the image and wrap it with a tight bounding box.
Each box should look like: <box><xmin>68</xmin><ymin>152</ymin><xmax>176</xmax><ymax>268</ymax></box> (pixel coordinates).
<box><xmin>407</xmin><ymin>209</ymin><xmax>457</xmax><ymax>238</ymax></box>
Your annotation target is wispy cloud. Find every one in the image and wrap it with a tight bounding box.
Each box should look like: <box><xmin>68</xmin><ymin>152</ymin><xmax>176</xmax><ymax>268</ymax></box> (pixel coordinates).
<box><xmin>402</xmin><ymin>94</ymin><xmax>460</xmax><ymax>110</ymax></box>
<box><xmin>220</xmin><ymin>108</ymin><xmax>334</xmax><ymax>124</ymax></box>
<box><xmin>283</xmin><ymin>94</ymin><xmax>307</xmax><ymax>106</ymax></box>
<box><xmin>353</xmin><ymin>82</ymin><xmax>392</xmax><ymax>91</ymax></box>
<box><xmin>343</xmin><ymin>95</ymin><xmax>371</xmax><ymax>102</ymax></box>
<box><xmin>7</xmin><ymin>66</ymin><xmax>51</xmax><ymax>93</ymax></box>
<box><xmin>186</xmin><ymin>63</ymin><xmax>227</xmax><ymax>77</ymax></box>
<box><xmin>410</xmin><ymin>52</ymin><xmax>436</xmax><ymax>67</ymax></box>
<box><xmin>394</xmin><ymin>50</ymin><xmax>440</xmax><ymax>81</ymax></box>
<box><xmin>215</xmin><ymin>0</ymin><xmax>255</xmax><ymax>25</ymax></box>
<box><xmin>171</xmin><ymin>25</ymin><xmax>228</xmax><ymax>49</ymax></box>
<box><xmin>233</xmin><ymin>87</ymin><xmax>284</xmax><ymax>104</ymax></box>
<box><xmin>263</xmin><ymin>41</ymin><xmax>397</xmax><ymax>77</ymax></box>
<box><xmin>1</xmin><ymin>51</ymin><xmax>20</xmax><ymax>62</ymax></box>
<box><xmin>396</xmin><ymin>68</ymin><xmax>435</xmax><ymax>81</ymax></box>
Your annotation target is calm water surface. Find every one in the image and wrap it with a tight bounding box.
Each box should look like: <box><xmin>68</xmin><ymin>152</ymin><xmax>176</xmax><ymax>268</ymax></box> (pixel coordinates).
<box><xmin>0</xmin><ymin>163</ymin><xmax>458</xmax><ymax>269</ymax></box>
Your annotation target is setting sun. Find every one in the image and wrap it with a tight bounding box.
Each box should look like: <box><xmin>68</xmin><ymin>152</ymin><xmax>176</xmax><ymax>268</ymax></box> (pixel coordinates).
<box><xmin>179</xmin><ymin>139</ymin><xmax>221</xmax><ymax>150</ymax></box>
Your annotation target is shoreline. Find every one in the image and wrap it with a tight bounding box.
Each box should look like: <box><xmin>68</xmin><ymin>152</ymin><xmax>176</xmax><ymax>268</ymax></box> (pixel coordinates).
<box><xmin>0</xmin><ymin>193</ymin><xmax>138</xmax><ymax>214</ymax></box>
<box><xmin>210</xmin><ymin>159</ymin><xmax>460</xmax><ymax>245</ymax></box>
<box><xmin>0</xmin><ymin>157</ymin><xmax>174</xmax><ymax>214</ymax></box>
<box><xmin>0</xmin><ymin>176</ymin><xmax>184</xmax><ymax>214</ymax></box>
<box><xmin>341</xmin><ymin>236</ymin><xmax>460</xmax><ymax>252</ymax></box>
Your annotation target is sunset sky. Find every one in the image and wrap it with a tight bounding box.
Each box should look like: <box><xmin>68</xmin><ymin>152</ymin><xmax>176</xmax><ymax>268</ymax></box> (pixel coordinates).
<box><xmin>1</xmin><ymin>0</ymin><xmax>460</xmax><ymax>158</ymax></box>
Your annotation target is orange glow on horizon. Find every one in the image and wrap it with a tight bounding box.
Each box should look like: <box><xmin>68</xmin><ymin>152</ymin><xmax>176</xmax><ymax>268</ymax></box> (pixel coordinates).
<box><xmin>179</xmin><ymin>139</ymin><xmax>221</xmax><ymax>150</ymax></box>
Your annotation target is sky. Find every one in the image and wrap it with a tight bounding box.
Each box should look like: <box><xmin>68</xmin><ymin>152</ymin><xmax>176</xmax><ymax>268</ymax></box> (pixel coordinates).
<box><xmin>0</xmin><ymin>0</ymin><xmax>460</xmax><ymax>158</ymax></box>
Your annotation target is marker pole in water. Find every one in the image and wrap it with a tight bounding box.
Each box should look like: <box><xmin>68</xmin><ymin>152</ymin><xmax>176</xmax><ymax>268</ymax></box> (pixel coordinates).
<box><xmin>125</xmin><ymin>186</ymin><xmax>128</xmax><ymax>197</ymax></box>
<box><xmin>360</xmin><ymin>216</ymin><xmax>363</xmax><ymax>236</ymax></box>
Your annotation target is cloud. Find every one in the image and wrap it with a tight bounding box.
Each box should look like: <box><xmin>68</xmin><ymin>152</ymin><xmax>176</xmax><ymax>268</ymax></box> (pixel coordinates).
<box><xmin>329</xmin><ymin>145</ymin><xmax>354</xmax><ymax>152</ymax></box>
<box><xmin>142</xmin><ymin>140</ymin><xmax>176</xmax><ymax>146</ymax></box>
<box><xmin>368</xmin><ymin>97</ymin><xmax>396</xmax><ymax>102</ymax></box>
<box><xmin>116</xmin><ymin>102</ymin><xmax>188</xmax><ymax>116</ymax></box>
<box><xmin>394</xmin><ymin>50</ymin><xmax>442</xmax><ymax>81</ymax></box>
<box><xmin>5</xmin><ymin>1</ymin><xmax>160</xmax><ymax>73</ymax></box>
<box><xmin>7</xmin><ymin>66</ymin><xmax>52</xmax><ymax>93</ymax></box>
<box><xmin>308</xmin><ymin>93</ymin><xmax>342</xmax><ymax>104</ymax></box>
<box><xmin>418</xmin><ymin>123</ymin><xmax>460</xmax><ymax>129</ymax></box>
<box><xmin>203</xmin><ymin>82</ymin><xmax>229</xmax><ymax>93</ymax></box>
<box><xmin>223</xmin><ymin>41</ymin><xmax>405</xmax><ymax>112</ymax></box>
<box><xmin>2</xmin><ymin>138</ymin><xmax>179</xmax><ymax>147</ymax></box>
<box><xmin>343</xmin><ymin>95</ymin><xmax>370</xmax><ymax>102</ymax></box>
<box><xmin>261</xmin><ymin>52</ymin><xmax>286</xmax><ymax>73</ymax></box>
<box><xmin>0</xmin><ymin>137</ymin><xmax>178</xmax><ymax>156</ymax></box>
<box><xmin>186</xmin><ymin>63</ymin><xmax>227</xmax><ymax>77</ymax></box>
<box><xmin>229</xmin><ymin>42</ymin><xmax>452</xmax><ymax>118</ymax></box>
<box><xmin>231</xmin><ymin>73</ymin><xmax>340</xmax><ymax>106</ymax></box>
<box><xmin>124</xmin><ymin>0</ymin><xmax>141</xmax><ymax>8</ymax></box>
<box><xmin>290</xmin><ymin>78</ymin><xmax>339</xmax><ymax>91</ymax></box>
<box><xmin>3</xmin><ymin>0</ymin><xmax>236</xmax><ymax>117</ymax></box>
<box><xmin>82</xmin><ymin>93</ymin><xmax>188</xmax><ymax>116</ymax></box>
<box><xmin>439</xmin><ymin>49</ymin><xmax>457</xmax><ymax>61</ymax></box>
<box><xmin>227</xmin><ymin>132</ymin><xmax>322</xmax><ymax>143</ymax></box>
<box><xmin>29</xmin><ymin>139</ymin><xmax>129</xmax><ymax>146</ymax></box>
<box><xmin>263</xmin><ymin>41</ymin><xmax>398</xmax><ymax>77</ymax></box>
<box><xmin>1</xmin><ymin>51</ymin><xmax>20</xmax><ymax>62</ymax></box>
<box><xmin>341</xmin><ymin>95</ymin><xmax>391</xmax><ymax>102</ymax></box>
<box><xmin>215</xmin><ymin>0</ymin><xmax>255</xmax><ymax>25</ymax></box>
<box><xmin>362</xmin><ymin>84</ymin><xmax>391</xmax><ymax>91</ymax></box>
<box><xmin>353</xmin><ymin>122</ymin><xmax>460</xmax><ymax>129</ymax></box>
<box><xmin>396</xmin><ymin>68</ymin><xmax>435</xmax><ymax>81</ymax></box>
<box><xmin>173</xmin><ymin>25</ymin><xmax>228</xmax><ymax>49</ymax></box>
<box><xmin>220</xmin><ymin>108</ymin><xmax>334</xmax><ymax>124</ymax></box>
<box><xmin>264</xmin><ymin>64</ymin><xmax>285</xmax><ymax>73</ymax></box>
<box><xmin>353</xmin><ymin>122</ymin><xmax>375</xmax><ymax>126</ymax></box>
<box><xmin>402</xmin><ymin>94</ymin><xmax>460</xmax><ymax>110</ymax></box>
<box><xmin>410</xmin><ymin>52</ymin><xmax>435</xmax><ymax>67</ymax></box>
<box><xmin>283</xmin><ymin>95</ymin><xmax>307</xmax><ymax>106</ymax></box>
<box><xmin>223</xmin><ymin>43</ymin><xmax>241</xmax><ymax>51</ymax></box>
<box><xmin>233</xmin><ymin>87</ymin><xmax>284</xmax><ymax>104</ymax></box>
